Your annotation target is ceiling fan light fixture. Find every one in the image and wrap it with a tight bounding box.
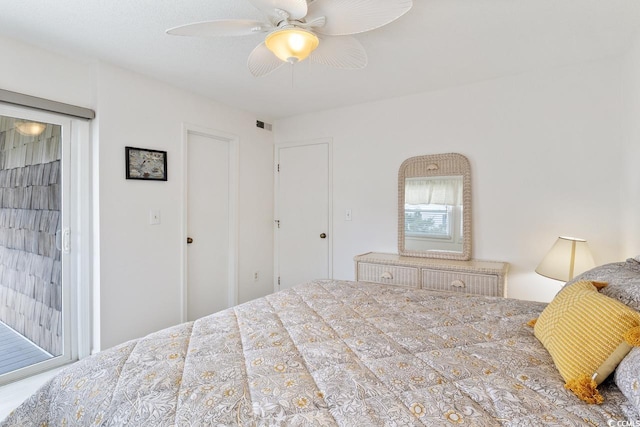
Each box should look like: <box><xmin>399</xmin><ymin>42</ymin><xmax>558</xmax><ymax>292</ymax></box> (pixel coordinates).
<box><xmin>265</xmin><ymin>28</ymin><xmax>319</xmax><ymax>63</ymax></box>
<box><xmin>15</xmin><ymin>121</ymin><xmax>47</xmax><ymax>136</ymax></box>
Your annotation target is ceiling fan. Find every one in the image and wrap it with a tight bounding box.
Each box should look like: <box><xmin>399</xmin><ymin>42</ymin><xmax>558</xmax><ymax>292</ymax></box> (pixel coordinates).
<box><xmin>166</xmin><ymin>0</ymin><xmax>413</xmax><ymax>77</ymax></box>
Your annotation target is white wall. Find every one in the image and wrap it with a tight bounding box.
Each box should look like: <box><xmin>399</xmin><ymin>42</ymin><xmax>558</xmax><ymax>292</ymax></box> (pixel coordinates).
<box><xmin>1</xmin><ymin>35</ymin><xmax>275</xmax><ymax>351</ymax></box>
<box><xmin>96</xmin><ymin>64</ymin><xmax>274</xmax><ymax>349</ymax></box>
<box><xmin>622</xmin><ymin>35</ymin><xmax>640</xmax><ymax>258</ymax></box>
<box><xmin>0</xmin><ymin>36</ymin><xmax>95</xmax><ymax>110</ymax></box>
<box><xmin>275</xmin><ymin>58</ymin><xmax>626</xmax><ymax>302</ymax></box>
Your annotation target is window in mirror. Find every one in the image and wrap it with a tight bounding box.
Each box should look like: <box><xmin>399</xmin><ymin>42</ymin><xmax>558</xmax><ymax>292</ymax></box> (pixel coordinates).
<box><xmin>404</xmin><ymin>176</ymin><xmax>463</xmax><ymax>252</ymax></box>
<box><xmin>405</xmin><ymin>204</ymin><xmax>452</xmax><ymax>239</ymax></box>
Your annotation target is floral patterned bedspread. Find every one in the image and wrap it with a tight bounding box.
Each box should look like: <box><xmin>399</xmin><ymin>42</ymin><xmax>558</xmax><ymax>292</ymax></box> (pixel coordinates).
<box><xmin>2</xmin><ymin>280</ymin><xmax>637</xmax><ymax>426</ymax></box>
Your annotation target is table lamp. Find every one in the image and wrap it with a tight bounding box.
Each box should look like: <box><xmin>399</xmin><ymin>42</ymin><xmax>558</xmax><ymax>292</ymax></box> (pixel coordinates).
<box><xmin>535</xmin><ymin>236</ymin><xmax>595</xmax><ymax>282</ymax></box>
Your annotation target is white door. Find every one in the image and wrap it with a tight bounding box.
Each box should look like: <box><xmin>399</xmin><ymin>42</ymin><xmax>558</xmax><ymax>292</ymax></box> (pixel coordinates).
<box><xmin>275</xmin><ymin>140</ymin><xmax>331</xmax><ymax>291</ymax></box>
<box><xmin>186</xmin><ymin>130</ymin><xmax>237</xmax><ymax>321</ymax></box>
<box><xmin>0</xmin><ymin>106</ymin><xmax>84</xmax><ymax>386</ymax></box>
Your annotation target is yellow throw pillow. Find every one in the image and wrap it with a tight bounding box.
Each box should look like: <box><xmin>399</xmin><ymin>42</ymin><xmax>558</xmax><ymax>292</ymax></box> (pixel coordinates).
<box><xmin>534</xmin><ymin>280</ymin><xmax>640</xmax><ymax>404</ymax></box>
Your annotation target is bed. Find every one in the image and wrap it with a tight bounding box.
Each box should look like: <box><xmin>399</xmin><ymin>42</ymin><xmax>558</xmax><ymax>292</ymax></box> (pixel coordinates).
<box><xmin>3</xmin><ymin>260</ymin><xmax>640</xmax><ymax>426</ymax></box>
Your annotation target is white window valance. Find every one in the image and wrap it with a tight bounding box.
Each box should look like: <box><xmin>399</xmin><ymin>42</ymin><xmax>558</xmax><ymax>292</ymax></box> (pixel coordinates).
<box><xmin>405</xmin><ymin>177</ymin><xmax>462</xmax><ymax>206</ymax></box>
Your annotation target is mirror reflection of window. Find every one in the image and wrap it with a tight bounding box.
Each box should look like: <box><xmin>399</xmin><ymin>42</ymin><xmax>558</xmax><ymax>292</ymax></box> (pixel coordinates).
<box><xmin>404</xmin><ymin>204</ymin><xmax>452</xmax><ymax>239</ymax></box>
<box><xmin>404</xmin><ymin>176</ymin><xmax>464</xmax><ymax>253</ymax></box>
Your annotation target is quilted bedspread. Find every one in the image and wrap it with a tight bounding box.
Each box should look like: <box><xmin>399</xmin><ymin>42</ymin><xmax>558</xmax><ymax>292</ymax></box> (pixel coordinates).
<box><xmin>2</xmin><ymin>280</ymin><xmax>637</xmax><ymax>426</ymax></box>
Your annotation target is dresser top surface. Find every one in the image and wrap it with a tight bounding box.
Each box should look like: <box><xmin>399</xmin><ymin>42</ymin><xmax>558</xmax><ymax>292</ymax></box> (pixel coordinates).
<box><xmin>354</xmin><ymin>252</ymin><xmax>509</xmax><ymax>274</ymax></box>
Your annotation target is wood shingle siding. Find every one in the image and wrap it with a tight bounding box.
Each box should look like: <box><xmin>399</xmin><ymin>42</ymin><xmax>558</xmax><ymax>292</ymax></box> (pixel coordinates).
<box><xmin>0</xmin><ymin>117</ymin><xmax>61</xmax><ymax>356</ymax></box>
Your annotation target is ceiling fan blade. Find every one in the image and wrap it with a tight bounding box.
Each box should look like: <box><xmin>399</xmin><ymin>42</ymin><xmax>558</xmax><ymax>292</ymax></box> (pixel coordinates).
<box><xmin>247</xmin><ymin>0</ymin><xmax>308</xmax><ymax>21</ymax></box>
<box><xmin>248</xmin><ymin>42</ymin><xmax>286</xmax><ymax>77</ymax></box>
<box><xmin>307</xmin><ymin>0</ymin><xmax>413</xmax><ymax>36</ymax></box>
<box><xmin>166</xmin><ymin>20</ymin><xmax>270</xmax><ymax>37</ymax></box>
<box><xmin>309</xmin><ymin>36</ymin><xmax>367</xmax><ymax>69</ymax></box>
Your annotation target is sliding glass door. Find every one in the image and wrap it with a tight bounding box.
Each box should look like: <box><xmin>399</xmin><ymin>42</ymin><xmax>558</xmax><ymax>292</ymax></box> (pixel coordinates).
<box><xmin>0</xmin><ymin>106</ymin><xmax>75</xmax><ymax>384</ymax></box>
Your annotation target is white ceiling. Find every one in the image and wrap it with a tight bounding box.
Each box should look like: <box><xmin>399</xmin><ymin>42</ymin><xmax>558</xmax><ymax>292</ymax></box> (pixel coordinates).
<box><xmin>1</xmin><ymin>0</ymin><xmax>640</xmax><ymax>120</ymax></box>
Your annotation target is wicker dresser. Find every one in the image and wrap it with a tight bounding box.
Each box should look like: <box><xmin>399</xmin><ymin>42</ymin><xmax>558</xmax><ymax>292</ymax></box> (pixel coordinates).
<box><xmin>354</xmin><ymin>252</ymin><xmax>509</xmax><ymax>297</ymax></box>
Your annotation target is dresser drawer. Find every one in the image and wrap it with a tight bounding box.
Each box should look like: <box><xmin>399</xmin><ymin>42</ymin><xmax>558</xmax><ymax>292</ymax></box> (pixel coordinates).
<box><xmin>421</xmin><ymin>269</ymin><xmax>500</xmax><ymax>296</ymax></box>
<box><xmin>357</xmin><ymin>263</ymin><xmax>420</xmax><ymax>288</ymax></box>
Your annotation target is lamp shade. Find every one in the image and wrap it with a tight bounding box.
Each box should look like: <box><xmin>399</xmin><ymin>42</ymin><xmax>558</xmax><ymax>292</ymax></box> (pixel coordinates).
<box><xmin>265</xmin><ymin>28</ymin><xmax>319</xmax><ymax>63</ymax></box>
<box><xmin>535</xmin><ymin>236</ymin><xmax>595</xmax><ymax>282</ymax></box>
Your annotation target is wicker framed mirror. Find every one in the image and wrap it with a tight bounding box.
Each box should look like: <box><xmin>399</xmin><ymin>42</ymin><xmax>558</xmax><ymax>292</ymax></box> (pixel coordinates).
<box><xmin>398</xmin><ymin>153</ymin><xmax>472</xmax><ymax>260</ymax></box>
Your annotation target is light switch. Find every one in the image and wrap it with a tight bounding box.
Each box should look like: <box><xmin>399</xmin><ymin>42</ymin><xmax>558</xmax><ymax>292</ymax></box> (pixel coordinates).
<box><xmin>345</xmin><ymin>209</ymin><xmax>352</xmax><ymax>221</ymax></box>
<box><xmin>149</xmin><ymin>210</ymin><xmax>161</xmax><ymax>225</ymax></box>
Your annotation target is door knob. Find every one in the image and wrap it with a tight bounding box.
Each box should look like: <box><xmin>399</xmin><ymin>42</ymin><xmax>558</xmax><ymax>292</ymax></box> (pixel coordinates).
<box><xmin>320</xmin><ymin>233</ymin><xmax>327</xmax><ymax>239</ymax></box>
<box><xmin>187</xmin><ymin>237</ymin><xmax>193</xmax><ymax>244</ymax></box>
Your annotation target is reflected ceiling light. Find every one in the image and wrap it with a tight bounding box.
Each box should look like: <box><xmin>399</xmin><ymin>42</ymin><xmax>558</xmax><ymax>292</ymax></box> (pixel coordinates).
<box><xmin>265</xmin><ymin>28</ymin><xmax>319</xmax><ymax>64</ymax></box>
<box><xmin>15</xmin><ymin>121</ymin><xmax>46</xmax><ymax>136</ymax></box>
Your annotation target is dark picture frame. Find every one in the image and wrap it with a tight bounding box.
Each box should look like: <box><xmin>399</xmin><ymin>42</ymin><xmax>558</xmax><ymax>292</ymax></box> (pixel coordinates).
<box><xmin>125</xmin><ymin>146</ymin><xmax>167</xmax><ymax>181</ymax></box>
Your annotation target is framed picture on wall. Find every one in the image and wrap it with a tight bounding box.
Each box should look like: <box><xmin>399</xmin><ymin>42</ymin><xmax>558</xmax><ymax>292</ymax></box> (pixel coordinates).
<box><xmin>125</xmin><ymin>146</ymin><xmax>167</xmax><ymax>181</ymax></box>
